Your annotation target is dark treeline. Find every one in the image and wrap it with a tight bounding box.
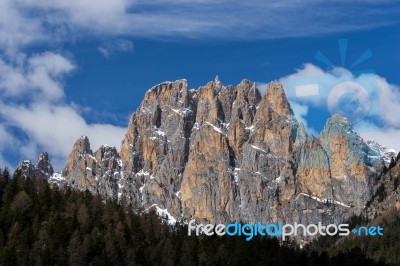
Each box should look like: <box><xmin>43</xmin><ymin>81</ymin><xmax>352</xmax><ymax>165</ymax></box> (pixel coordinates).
<box><xmin>0</xmin><ymin>168</ymin><xmax>386</xmax><ymax>265</ymax></box>
<box><xmin>308</xmin><ymin>210</ymin><xmax>400</xmax><ymax>266</ymax></box>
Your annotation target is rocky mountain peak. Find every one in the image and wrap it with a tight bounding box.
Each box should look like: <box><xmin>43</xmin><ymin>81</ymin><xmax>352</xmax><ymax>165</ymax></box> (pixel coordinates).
<box><xmin>94</xmin><ymin>145</ymin><xmax>120</xmax><ymax>171</ymax></box>
<box><xmin>60</xmin><ymin>136</ymin><xmax>122</xmax><ymax>197</ymax></box>
<box><xmin>75</xmin><ymin>135</ymin><xmax>92</xmax><ymax>154</ymax></box>
<box><xmin>144</xmin><ymin>79</ymin><xmax>188</xmax><ymax>102</ymax></box>
<box><xmin>331</xmin><ymin>113</ymin><xmax>350</xmax><ymax>123</ymax></box>
<box><xmin>213</xmin><ymin>75</ymin><xmax>222</xmax><ymax>87</ymax></box>
<box><xmin>300</xmin><ymin>114</ymin><xmax>385</xmax><ymax>211</ymax></box>
<box><xmin>366</xmin><ymin>140</ymin><xmax>397</xmax><ymax>167</ymax></box>
<box><xmin>295</xmin><ymin>122</ymin><xmax>308</xmax><ymax>143</ymax></box>
<box><xmin>36</xmin><ymin>152</ymin><xmax>54</xmax><ymax>177</ymax></box>
<box><xmin>64</xmin><ymin>135</ymin><xmax>93</xmax><ymax>176</ymax></box>
<box><xmin>17</xmin><ymin>152</ymin><xmax>54</xmax><ymax>179</ymax></box>
<box><xmin>16</xmin><ymin>160</ymin><xmax>35</xmax><ymax>177</ymax></box>
<box><xmin>321</xmin><ymin>114</ymin><xmax>353</xmax><ymax>136</ymax></box>
<box><xmin>263</xmin><ymin>81</ymin><xmax>293</xmax><ymax>117</ymax></box>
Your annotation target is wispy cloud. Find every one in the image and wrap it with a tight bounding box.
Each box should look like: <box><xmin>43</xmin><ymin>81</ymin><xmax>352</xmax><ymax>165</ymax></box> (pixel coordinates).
<box><xmin>98</xmin><ymin>39</ymin><xmax>134</xmax><ymax>58</ymax></box>
<box><xmin>1</xmin><ymin>0</ymin><xmax>399</xmax><ymax>53</ymax></box>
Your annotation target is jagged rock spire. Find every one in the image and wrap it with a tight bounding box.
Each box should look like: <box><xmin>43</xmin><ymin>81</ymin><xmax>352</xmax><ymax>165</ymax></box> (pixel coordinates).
<box><xmin>16</xmin><ymin>152</ymin><xmax>54</xmax><ymax>179</ymax></box>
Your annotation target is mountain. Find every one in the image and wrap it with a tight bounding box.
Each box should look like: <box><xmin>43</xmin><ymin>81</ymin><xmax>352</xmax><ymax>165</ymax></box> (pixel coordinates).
<box><xmin>364</xmin><ymin>154</ymin><xmax>400</xmax><ymax>219</ymax></box>
<box><xmin>17</xmin><ymin>78</ymin><xmax>390</xmax><ymax>228</ymax></box>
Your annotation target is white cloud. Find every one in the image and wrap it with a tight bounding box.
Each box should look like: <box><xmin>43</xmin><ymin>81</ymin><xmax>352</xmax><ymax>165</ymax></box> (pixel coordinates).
<box><xmin>98</xmin><ymin>39</ymin><xmax>134</xmax><ymax>58</ymax></box>
<box><xmin>0</xmin><ymin>125</ymin><xmax>17</xmax><ymax>170</ymax></box>
<box><xmin>0</xmin><ymin>103</ymin><xmax>126</xmax><ymax>157</ymax></box>
<box><xmin>290</xmin><ymin>101</ymin><xmax>318</xmax><ymax>136</ymax></box>
<box><xmin>376</xmin><ymin>76</ymin><xmax>400</xmax><ymax>127</ymax></box>
<box><xmin>0</xmin><ymin>52</ymin><xmax>126</xmax><ymax>170</ymax></box>
<box><xmin>364</xmin><ymin>130</ymin><xmax>400</xmax><ymax>152</ymax></box>
<box><xmin>357</xmin><ymin>122</ymin><xmax>400</xmax><ymax>151</ymax></box>
<box><xmin>0</xmin><ymin>52</ymin><xmax>74</xmax><ymax>101</ymax></box>
<box><xmin>0</xmin><ymin>0</ymin><xmax>45</xmax><ymax>54</ymax></box>
<box><xmin>255</xmin><ymin>82</ymin><xmax>269</xmax><ymax>95</ymax></box>
<box><xmin>282</xmin><ymin>63</ymin><xmax>325</xmax><ymax>79</ymax></box>
<box><xmin>279</xmin><ymin>64</ymin><xmax>361</xmax><ymax>108</ymax></box>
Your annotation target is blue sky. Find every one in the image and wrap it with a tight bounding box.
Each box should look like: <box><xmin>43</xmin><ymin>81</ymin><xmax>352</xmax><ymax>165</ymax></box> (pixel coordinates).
<box><xmin>0</xmin><ymin>0</ymin><xmax>399</xmax><ymax>170</ymax></box>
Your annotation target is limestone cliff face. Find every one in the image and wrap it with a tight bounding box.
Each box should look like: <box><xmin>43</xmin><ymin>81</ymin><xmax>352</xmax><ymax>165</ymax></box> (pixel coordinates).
<box><xmin>316</xmin><ymin>115</ymin><xmax>382</xmax><ymax>210</ymax></box>
<box><xmin>18</xmin><ymin>78</ymin><xmax>389</xmax><ymax>227</ymax></box>
<box><xmin>61</xmin><ymin>136</ymin><xmax>122</xmax><ymax>199</ymax></box>
<box><xmin>365</xmin><ymin>158</ymin><xmax>400</xmax><ymax>220</ymax></box>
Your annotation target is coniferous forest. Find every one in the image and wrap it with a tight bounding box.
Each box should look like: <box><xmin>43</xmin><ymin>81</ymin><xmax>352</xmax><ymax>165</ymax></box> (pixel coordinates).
<box><xmin>0</xmin><ymin>168</ymin><xmax>397</xmax><ymax>266</ymax></box>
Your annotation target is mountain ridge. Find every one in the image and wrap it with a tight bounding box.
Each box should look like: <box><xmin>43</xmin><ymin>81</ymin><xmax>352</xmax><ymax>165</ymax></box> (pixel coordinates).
<box><xmin>16</xmin><ymin>78</ymin><xmax>395</xmax><ymax>233</ymax></box>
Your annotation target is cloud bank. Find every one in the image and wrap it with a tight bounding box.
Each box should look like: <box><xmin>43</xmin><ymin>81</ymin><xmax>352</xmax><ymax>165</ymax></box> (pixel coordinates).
<box><xmin>0</xmin><ymin>53</ymin><xmax>126</xmax><ymax>170</ymax></box>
